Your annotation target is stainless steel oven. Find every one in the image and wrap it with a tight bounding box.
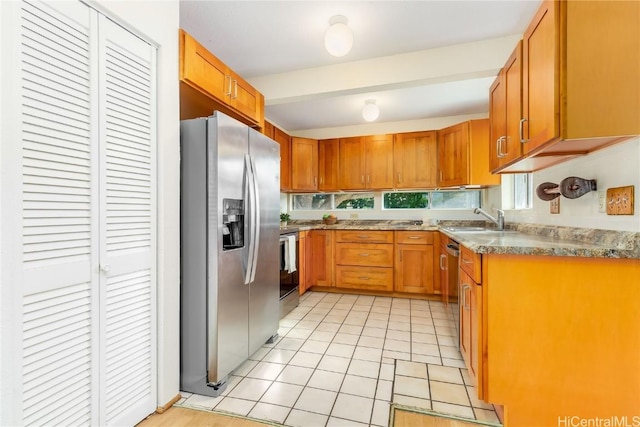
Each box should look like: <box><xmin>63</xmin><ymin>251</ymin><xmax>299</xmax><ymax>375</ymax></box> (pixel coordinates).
<box><xmin>279</xmin><ymin>231</ymin><xmax>299</xmax><ymax>318</ymax></box>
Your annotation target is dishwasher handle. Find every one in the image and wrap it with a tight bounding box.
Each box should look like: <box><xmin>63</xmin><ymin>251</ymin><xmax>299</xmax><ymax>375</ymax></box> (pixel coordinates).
<box><xmin>445</xmin><ymin>243</ymin><xmax>460</xmax><ymax>257</ymax></box>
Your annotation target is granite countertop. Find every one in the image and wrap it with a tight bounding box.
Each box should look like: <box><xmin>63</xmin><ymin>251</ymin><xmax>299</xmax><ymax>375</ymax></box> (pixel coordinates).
<box><xmin>283</xmin><ymin>220</ymin><xmax>640</xmax><ymax>259</ymax></box>
<box><xmin>440</xmin><ymin>226</ymin><xmax>640</xmax><ymax>259</ymax></box>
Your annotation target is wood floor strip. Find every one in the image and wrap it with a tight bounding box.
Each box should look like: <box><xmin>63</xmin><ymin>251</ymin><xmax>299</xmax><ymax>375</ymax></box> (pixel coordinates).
<box><xmin>391</xmin><ymin>405</ymin><xmax>502</xmax><ymax>427</ymax></box>
<box><xmin>135</xmin><ymin>406</ymin><xmax>278</xmax><ymax>427</ymax></box>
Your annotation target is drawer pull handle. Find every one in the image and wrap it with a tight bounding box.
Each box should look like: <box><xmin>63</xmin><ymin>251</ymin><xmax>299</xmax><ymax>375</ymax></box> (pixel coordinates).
<box><xmin>359</xmin><ymin>276</ymin><xmax>370</xmax><ymax>280</ymax></box>
<box><xmin>357</xmin><ymin>235</ymin><xmax>370</xmax><ymax>239</ymax></box>
<box><xmin>408</xmin><ymin>236</ymin><xmax>421</xmax><ymax>239</ymax></box>
<box><xmin>359</xmin><ymin>253</ymin><xmax>370</xmax><ymax>257</ymax></box>
<box><xmin>462</xmin><ymin>258</ymin><xmax>473</xmax><ymax>264</ymax></box>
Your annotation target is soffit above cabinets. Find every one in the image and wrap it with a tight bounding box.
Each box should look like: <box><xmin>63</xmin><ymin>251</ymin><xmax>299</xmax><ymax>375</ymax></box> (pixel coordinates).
<box><xmin>180</xmin><ymin>1</ymin><xmax>542</xmax><ymax>133</ymax></box>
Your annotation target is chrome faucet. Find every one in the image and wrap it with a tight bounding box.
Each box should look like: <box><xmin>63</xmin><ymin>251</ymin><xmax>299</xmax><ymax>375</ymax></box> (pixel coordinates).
<box><xmin>473</xmin><ymin>207</ymin><xmax>505</xmax><ymax>231</ymax></box>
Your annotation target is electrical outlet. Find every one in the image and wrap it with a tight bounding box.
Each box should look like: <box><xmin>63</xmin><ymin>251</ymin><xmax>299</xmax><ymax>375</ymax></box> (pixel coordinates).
<box><xmin>349</xmin><ymin>213</ymin><xmax>359</xmax><ymax>219</ymax></box>
<box><xmin>598</xmin><ymin>190</ymin><xmax>606</xmax><ymax>213</ymax></box>
<box><xmin>550</xmin><ymin>197</ymin><xmax>560</xmax><ymax>214</ymax></box>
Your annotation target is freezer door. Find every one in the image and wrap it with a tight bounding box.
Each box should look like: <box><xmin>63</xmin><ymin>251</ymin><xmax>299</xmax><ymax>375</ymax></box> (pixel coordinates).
<box><xmin>248</xmin><ymin>129</ymin><xmax>281</xmax><ymax>356</ymax></box>
<box><xmin>207</xmin><ymin>113</ymin><xmax>250</xmax><ymax>383</ymax></box>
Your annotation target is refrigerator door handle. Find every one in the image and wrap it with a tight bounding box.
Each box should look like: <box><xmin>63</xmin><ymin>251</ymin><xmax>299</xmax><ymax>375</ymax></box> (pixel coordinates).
<box><xmin>249</xmin><ymin>156</ymin><xmax>260</xmax><ymax>283</ymax></box>
<box><xmin>244</xmin><ymin>154</ymin><xmax>257</xmax><ymax>285</ymax></box>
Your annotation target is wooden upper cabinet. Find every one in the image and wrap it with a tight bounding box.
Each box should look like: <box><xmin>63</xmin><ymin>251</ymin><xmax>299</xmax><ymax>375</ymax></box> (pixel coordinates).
<box><xmin>291</xmin><ymin>137</ymin><xmax>318</xmax><ymax>191</ymax></box>
<box><xmin>521</xmin><ymin>0</ymin><xmax>558</xmax><ymax>153</ymax></box>
<box><xmin>274</xmin><ymin>126</ymin><xmax>292</xmax><ymax>192</ymax></box>
<box><xmin>365</xmin><ymin>135</ymin><xmax>394</xmax><ymax>189</ymax></box>
<box><xmin>490</xmin><ymin>42</ymin><xmax>523</xmax><ymax>172</ymax></box>
<box><xmin>394</xmin><ymin>131</ymin><xmax>437</xmax><ymax>189</ymax></box>
<box><xmin>339</xmin><ymin>137</ymin><xmax>366</xmax><ymax>190</ymax></box>
<box><xmin>179</xmin><ymin>29</ymin><xmax>264</xmax><ymax>129</ymax></box>
<box><xmin>497</xmin><ymin>0</ymin><xmax>640</xmax><ymax>172</ymax></box>
<box><xmin>437</xmin><ymin>119</ymin><xmax>500</xmax><ymax>187</ymax></box>
<box><xmin>318</xmin><ymin>139</ymin><xmax>339</xmax><ymax>191</ymax></box>
<box><xmin>437</xmin><ymin>122</ymin><xmax>469</xmax><ymax>187</ymax></box>
<box><xmin>339</xmin><ymin>135</ymin><xmax>393</xmax><ymax>190</ymax></box>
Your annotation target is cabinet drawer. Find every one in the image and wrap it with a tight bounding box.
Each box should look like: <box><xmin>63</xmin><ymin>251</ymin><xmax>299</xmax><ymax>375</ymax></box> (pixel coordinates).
<box><xmin>395</xmin><ymin>231</ymin><xmax>434</xmax><ymax>245</ymax></box>
<box><xmin>460</xmin><ymin>245</ymin><xmax>481</xmax><ymax>283</ymax></box>
<box><xmin>336</xmin><ymin>230</ymin><xmax>393</xmax><ymax>244</ymax></box>
<box><xmin>335</xmin><ymin>266</ymin><xmax>393</xmax><ymax>292</ymax></box>
<box><xmin>335</xmin><ymin>243</ymin><xmax>393</xmax><ymax>267</ymax></box>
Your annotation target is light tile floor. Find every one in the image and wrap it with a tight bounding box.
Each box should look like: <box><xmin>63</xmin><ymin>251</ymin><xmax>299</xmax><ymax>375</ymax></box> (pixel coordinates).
<box><xmin>177</xmin><ymin>291</ymin><xmax>500</xmax><ymax>426</ymax></box>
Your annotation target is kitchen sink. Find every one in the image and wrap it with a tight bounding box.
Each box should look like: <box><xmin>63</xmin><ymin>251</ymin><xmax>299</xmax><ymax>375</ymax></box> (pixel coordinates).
<box><xmin>442</xmin><ymin>226</ymin><xmax>518</xmax><ymax>234</ymax></box>
<box><xmin>442</xmin><ymin>226</ymin><xmax>487</xmax><ymax>232</ymax></box>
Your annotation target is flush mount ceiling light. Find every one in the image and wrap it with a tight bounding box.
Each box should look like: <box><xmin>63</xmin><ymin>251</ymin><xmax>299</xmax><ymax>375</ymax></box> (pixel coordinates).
<box><xmin>324</xmin><ymin>15</ymin><xmax>353</xmax><ymax>57</ymax></box>
<box><xmin>362</xmin><ymin>99</ymin><xmax>379</xmax><ymax>122</ymax></box>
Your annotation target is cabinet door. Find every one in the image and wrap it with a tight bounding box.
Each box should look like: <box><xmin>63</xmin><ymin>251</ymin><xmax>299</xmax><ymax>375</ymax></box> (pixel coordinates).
<box><xmin>489</xmin><ymin>73</ymin><xmax>506</xmax><ymax>172</ymax></box>
<box><xmin>394</xmin><ymin>131</ymin><xmax>437</xmax><ymax>188</ymax></box>
<box><xmin>437</xmin><ymin>123</ymin><xmax>469</xmax><ymax>187</ymax></box>
<box><xmin>318</xmin><ymin>139</ymin><xmax>339</xmax><ymax>191</ymax></box>
<box><xmin>459</xmin><ymin>270</ymin><xmax>473</xmax><ymax>372</ymax></box>
<box><xmin>335</xmin><ymin>243</ymin><xmax>393</xmax><ymax>267</ymax></box>
<box><xmin>522</xmin><ymin>0</ymin><xmax>559</xmax><ymax>153</ymax></box>
<box><xmin>395</xmin><ymin>244</ymin><xmax>434</xmax><ymax>294</ymax></box>
<box><xmin>339</xmin><ymin>137</ymin><xmax>366</xmax><ymax>190</ymax></box>
<box><xmin>503</xmin><ymin>43</ymin><xmax>523</xmax><ymax>165</ymax></box>
<box><xmin>335</xmin><ymin>266</ymin><xmax>394</xmax><ymax>292</ymax></box>
<box><xmin>364</xmin><ymin>135</ymin><xmax>394</xmax><ymax>189</ymax></box>
<box><xmin>228</xmin><ymin>70</ymin><xmax>262</xmax><ymax>124</ymax></box>
<box><xmin>181</xmin><ymin>30</ymin><xmax>229</xmax><ymax>101</ymax></box>
<box><xmin>291</xmin><ymin>137</ymin><xmax>318</xmax><ymax>191</ymax></box>
<box><xmin>273</xmin><ymin>127</ymin><xmax>291</xmax><ymax>192</ymax></box>
<box><xmin>298</xmin><ymin>231</ymin><xmax>310</xmax><ymax>295</ymax></box>
<box><xmin>309</xmin><ymin>230</ymin><xmax>334</xmax><ymax>286</ymax></box>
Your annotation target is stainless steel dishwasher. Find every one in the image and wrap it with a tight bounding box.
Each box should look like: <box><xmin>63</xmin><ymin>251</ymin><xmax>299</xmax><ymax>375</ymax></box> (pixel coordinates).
<box><xmin>445</xmin><ymin>239</ymin><xmax>461</xmax><ymax>349</ymax></box>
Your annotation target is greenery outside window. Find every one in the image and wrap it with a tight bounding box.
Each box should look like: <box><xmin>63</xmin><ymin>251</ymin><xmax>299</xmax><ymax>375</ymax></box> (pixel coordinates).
<box><xmin>383</xmin><ymin>192</ymin><xmax>428</xmax><ymax>209</ymax></box>
<box><xmin>292</xmin><ymin>193</ymin><xmax>374</xmax><ymax>210</ymax></box>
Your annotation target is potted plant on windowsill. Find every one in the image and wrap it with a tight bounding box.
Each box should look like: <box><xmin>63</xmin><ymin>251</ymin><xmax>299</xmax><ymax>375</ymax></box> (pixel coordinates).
<box><xmin>322</xmin><ymin>214</ymin><xmax>337</xmax><ymax>225</ymax></box>
<box><xmin>280</xmin><ymin>212</ymin><xmax>290</xmax><ymax>227</ymax></box>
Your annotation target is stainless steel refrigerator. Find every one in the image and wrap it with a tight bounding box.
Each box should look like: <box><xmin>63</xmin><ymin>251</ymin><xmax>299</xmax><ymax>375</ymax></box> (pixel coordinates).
<box><xmin>180</xmin><ymin>112</ymin><xmax>280</xmax><ymax>396</ymax></box>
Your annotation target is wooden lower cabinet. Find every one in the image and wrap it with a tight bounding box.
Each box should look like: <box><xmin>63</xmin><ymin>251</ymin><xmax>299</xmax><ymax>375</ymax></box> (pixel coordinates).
<box><xmin>298</xmin><ymin>231</ymin><xmax>310</xmax><ymax>295</ymax></box>
<box><xmin>458</xmin><ymin>268</ymin><xmax>481</xmax><ymax>385</ymax></box>
<box><xmin>335</xmin><ymin>266</ymin><xmax>393</xmax><ymax>292</ymax></box>
<box><xmin>308</xmin><ymin>230</ymin><xmax>334</xmax><ymax>287</ymax></box>
<box><xmin>334</xmin><ymin>230</ymin><xmax>394</xmax><ymax>292</ymax></box>
<box><xmin>452</xmin><ymin>249</ymin><xmax>640</xmax><ymax>426</ymax></box>
<box><xmin>394</xmin><ymin>231</ymin><xmax>437</xmax><ymax>294</ymax></box>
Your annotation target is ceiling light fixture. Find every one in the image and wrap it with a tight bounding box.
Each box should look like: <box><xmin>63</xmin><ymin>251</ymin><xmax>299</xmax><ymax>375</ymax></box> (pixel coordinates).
<box><xmin>324</xmin><ymin>15</ymin><xmax>353</xmax><ymax>57</ymax></box>
<box><xmin>362</xmin><ymin>99</ymin><xmax>379</xmax><ymax>122</ymax></box>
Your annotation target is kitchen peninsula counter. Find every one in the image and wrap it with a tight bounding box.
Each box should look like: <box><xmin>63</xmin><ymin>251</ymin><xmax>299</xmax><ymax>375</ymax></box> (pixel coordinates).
<box><xmin>286</xmin><ymin>220</ymin><xmax>640</xmax><ymax>259</ymax></box>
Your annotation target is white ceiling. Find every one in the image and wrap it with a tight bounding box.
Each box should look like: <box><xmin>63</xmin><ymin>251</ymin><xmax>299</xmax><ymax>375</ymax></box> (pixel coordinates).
<box><xmin>179</xmin><ymin>1</ymin><xmax>541</xmax><ymax>134</ymax></box>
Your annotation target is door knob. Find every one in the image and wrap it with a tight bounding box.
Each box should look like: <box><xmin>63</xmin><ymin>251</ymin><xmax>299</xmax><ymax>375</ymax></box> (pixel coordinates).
<box><xmin>101</xmin><ymin>265</ymin><xmax>111</xmax><ymax>272</ymax></box>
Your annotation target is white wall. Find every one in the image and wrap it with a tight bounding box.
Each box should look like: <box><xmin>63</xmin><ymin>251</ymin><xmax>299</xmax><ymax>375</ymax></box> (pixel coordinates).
<box><xmin>91</xmin><ymin>0</ymin><xmax>181</xmax><ymax>408</ymax></box>
<box><xmin>498</xmin><ymin>137</ymin><xmax>640</xmax><ymax>232</ymax></box>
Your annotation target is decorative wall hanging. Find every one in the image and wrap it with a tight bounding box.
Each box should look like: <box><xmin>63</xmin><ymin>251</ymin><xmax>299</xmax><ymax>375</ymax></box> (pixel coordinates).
<box><xmin>536</xmin><ymin>176</ymin><xmax>597</xmax><ymax>201</ymax></box>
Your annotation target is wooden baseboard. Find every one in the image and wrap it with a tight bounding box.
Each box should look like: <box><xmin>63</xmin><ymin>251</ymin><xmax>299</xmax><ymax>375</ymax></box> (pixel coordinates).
<box><xmin>156</xmin><ymin>393</ymin><xmax>181</xmax><ymax>414</ymax></box>
<box><xmin>309</xmin><ymin>286</ymin><xmax>453</xmax><ymax>302</ymax></box>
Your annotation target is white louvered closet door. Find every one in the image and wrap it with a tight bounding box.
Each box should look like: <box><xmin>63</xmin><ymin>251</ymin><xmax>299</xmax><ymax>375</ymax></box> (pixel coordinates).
<box><xmin>20</xmin><ymin>2</ymin><xmax>97</xmax><ymax>426</ymax></box>
<box><xmin>18</xmin><ymin>1</ymin><xmax>157</xmax><ymax>426</ymax></box>
<box><xmin>97</xmin><ymin>14</ymin><xmax>157</xmax><ymax>427</ymax></box>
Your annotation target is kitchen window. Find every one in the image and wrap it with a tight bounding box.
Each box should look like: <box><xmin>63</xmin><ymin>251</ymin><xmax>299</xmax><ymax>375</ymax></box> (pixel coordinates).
<box><xmin>291</xmin><ymin>190</ymin><xmax>481</xmax><ymax>211</ymax></box>
<box><xmin>383</xmin><ymin>190</ymin><xmax>481</xmax><ymax>210</ymax></box>
<box><xmin>291</xmin><ymin>193</ymin><xmax>374</xmax><ymax>210</ymax></box>
<box><xmin>502</xmin><ymin>173</ymin><xmax>533</xmax><ymax>209</ymax></box>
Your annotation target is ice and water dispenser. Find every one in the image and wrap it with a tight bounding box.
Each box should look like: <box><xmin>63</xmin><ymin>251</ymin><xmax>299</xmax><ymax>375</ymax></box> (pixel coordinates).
<box><xmin>222</xmin><ymin>199</ymin><xmax>244</xmax><ymax>250</ymax></box>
